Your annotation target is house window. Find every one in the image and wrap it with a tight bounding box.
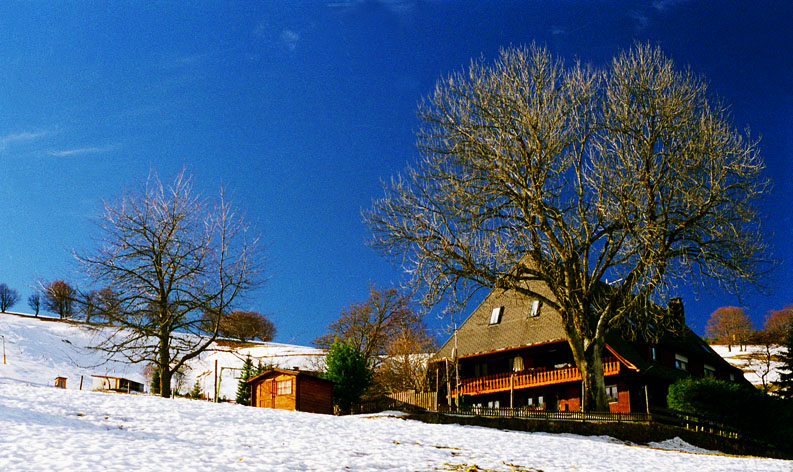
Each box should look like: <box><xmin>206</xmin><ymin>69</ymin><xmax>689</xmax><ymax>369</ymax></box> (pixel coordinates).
<box><xmin>527</xmin><ymin>397</ymin><xmax>533</xmax><ymax>406</ymax></box>
<box><xmin>650</xmin><ymin>346</ymin><xmax>657</xmax><ymax>361</ymax></box>
<box><xmin>489</xmin><ymin>306</ymin><xmax>504</xmax><ymax>325</ymax></box>
<box><xmin>474</xmin><ymin>363</ymin><xmax>488</xmax><ymax>377</ymax></box>
<box><xmin>487</xmin><ymin>400</ymin><xmax>500</xmax><ymax>409</ymax></box>
<box><xmin>675</xmin><ymin>353</ymin><xmax>689</xmax><ymax>372</ymax></box>
<box><xmin>529</xmin><ymin>300</ymin><xmax>541</xmax><ymax>317</ymax></box>
<box><xmin>703</xmin><ymin>364</ymin><xmax>716</xmax><ymax>378</ymax></box>
<box><xmin>537</xmin><ymin>395</ymin><xmax>544</xmax><ymax>406</ymax></box>
<box><xmin>276</xmin><ymin>379</ymin><xmax>292</xmax><ymax>395</ymax></box>
<box><xmin>605</xmin><ymin>385</ymin><xmax>618</xmax><ymax>403</ymax></box>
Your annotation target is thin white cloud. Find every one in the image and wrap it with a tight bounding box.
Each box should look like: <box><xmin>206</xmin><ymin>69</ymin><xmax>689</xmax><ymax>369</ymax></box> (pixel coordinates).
<box><xmin>2</xmin><ymin>131</ymin><xmax>49</xmax><ymax>143</ymax></box>
<box><xmin>48</xmin><ymin>144</ymin><xmax>117</xmax><ymax>157</ymax></box>
<box><xmin>280</xmin><ymin>29</ymin><xmax>301</xmax><ymax>51</ymax></box>
<box><xmin>327</xmin><ymin>0</ymin><xmax>415</xmax><ymax>15</ymax></box>
<box><xmin>0</xmin><ymin>130</ymin><xmax>50</xmax><ymax>149</ymax></box>
<box><xmin>652</xmin><ymin>0</ymin><xmax>690</xmax><ymax>11</ymax></box>
<box><xmin>630</xmin><ymin>10</ymin><xmax>650</xmax><ymax>29</ymax></box>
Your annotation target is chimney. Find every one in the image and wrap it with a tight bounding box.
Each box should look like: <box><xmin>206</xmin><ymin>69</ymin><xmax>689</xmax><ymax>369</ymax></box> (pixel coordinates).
<box><xmin>668</xmin><ymin>297</ymin><xmax>684</xmax><ymax>328</ymax></box>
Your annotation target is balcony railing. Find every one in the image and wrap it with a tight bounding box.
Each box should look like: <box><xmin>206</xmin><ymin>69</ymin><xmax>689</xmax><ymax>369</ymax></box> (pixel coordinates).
<box><xmin>451</xmin><ymin>359</ymin><xmax>622</xmax><ymax>397</ymax></box>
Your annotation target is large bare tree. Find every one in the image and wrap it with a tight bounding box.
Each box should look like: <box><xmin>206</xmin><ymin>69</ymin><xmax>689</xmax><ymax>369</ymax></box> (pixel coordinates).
<box><xmin>77</xmin><ymin>171</ymin><xmax>262</xmax><ymax>398</ymax></box>
<box><xmin>364</xmin><ymin>44</ymin><xmax>768</xmax><ymax>411</ymax></box>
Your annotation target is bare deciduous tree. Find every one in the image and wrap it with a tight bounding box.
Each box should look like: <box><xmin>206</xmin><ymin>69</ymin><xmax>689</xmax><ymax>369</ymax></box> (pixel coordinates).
<box><xmin>27</xmin><ymin>291</ymin><xmax>41</xmax><ymax>316</ymax></box>
<box><xmin>705</xmin><ymin>306</ymin><xmax>754</xmax><ymax>351</ymax></box>
<box><xmin>76</xmin><ymin>170</ymin><xmax>263</xmax><ymax>398</ymax></box>
<box><xmin>0</xmin><ymin>283</ymin><xmax>20</xmax><ymax>312</ymax></box>
<box><xmin>364</xmin><ymin>44</ymin><xmax>768</xmax><ymax>411</ymax></box>
<box><xmin>375</xmin><ymin>322</ymin><xmax>437</xmax><ymax>393</ymax></box>
<box><xmin>763</xmin><ymin>306</ymin><xmax>793</xmax><ymax>344</ymax></box>
<box><xmin>43</xmin><ymin>280</ymin><xmax>75</xmax><ymax>319</ymax></box>
<box><xmin>202</xmin><ymin>309</ymin><xmax>276</xmax><ymax>342</ymax></box>
<box><xmin>313</xmin><ymin>286</ymin><xmax>423</xmax><ymax>369</ymax></box>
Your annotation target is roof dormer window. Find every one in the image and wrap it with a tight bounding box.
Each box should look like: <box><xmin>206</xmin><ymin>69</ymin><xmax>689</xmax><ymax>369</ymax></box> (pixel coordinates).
<box><xmin>489</xmin><ymin>306</ymin><xmax>504</xmax><ymax>325</ymax></box>
<box><xmin>529</xmin><ymin>299</ymin><xmax>541</xmax><ymax>317</ymax></box>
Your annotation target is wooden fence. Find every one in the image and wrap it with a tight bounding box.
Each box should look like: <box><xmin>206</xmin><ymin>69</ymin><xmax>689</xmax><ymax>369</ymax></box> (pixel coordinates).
<box><xmin>356</xmin><ymin>397</ymin><xmax>749</xmax><ymax>440</ymax></box>
<box><xmin>441</xmin><ymin>405</ymin><xmax>651</xmax><ymax>423</ymax></box>
<box><xmin>387</xmin><ymin>390</ymin><xmax>438</xmax><ymax>411</ymax></box>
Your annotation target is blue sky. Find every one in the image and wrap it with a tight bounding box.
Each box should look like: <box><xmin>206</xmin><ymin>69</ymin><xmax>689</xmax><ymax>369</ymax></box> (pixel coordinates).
<box><xmin>0</xmin><ymin>1</ymin><xmax>790</xmax><ymax>345</ymax></box>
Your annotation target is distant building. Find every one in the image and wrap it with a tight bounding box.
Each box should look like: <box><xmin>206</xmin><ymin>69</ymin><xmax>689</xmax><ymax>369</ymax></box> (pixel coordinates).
<box><xmin>247</xmin><ymin>368</ymin><xmax>333</xmax><ymax>414</ymax></box>
<box><xmin>91</xmin><ymin>375</ymin><xmax>144</xmax><ymax>393</ymax></box>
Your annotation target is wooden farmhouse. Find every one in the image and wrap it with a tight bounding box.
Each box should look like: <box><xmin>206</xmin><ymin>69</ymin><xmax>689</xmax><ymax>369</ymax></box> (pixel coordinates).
<box><xmin>246</xmin><ymin>368</ymin><xmax>334</xmax><ymax>415</ymax></box>
<box><xmin>431</xmin><ymin>286</ymin><xmax>747</xmax><ymax>414</ymax></box>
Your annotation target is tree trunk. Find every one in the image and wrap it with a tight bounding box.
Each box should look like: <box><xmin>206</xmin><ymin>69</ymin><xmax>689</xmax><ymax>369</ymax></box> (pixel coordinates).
<box><xmin>579</xmin><ymin>344</ymin><xmax>608</xmax><ymax>412</ymax></box>
<box><xmin>159</xmin><ymin>334</ymin><xmax>172</xmax><ymax>398</ymax></box>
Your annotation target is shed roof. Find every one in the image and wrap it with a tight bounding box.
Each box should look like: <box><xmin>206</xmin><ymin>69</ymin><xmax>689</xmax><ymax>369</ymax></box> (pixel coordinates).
<box><xmin>245</xmin><ymin>368</ymin><xmax>331</xmax><ymax>385</ymax></box>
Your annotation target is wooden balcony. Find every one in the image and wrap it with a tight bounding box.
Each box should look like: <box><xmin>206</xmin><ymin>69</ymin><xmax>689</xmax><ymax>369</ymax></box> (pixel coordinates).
<box><xmin>452</xmin><ymin>358</ymin><xmax>622</xmax><ymax>397</ymax></box>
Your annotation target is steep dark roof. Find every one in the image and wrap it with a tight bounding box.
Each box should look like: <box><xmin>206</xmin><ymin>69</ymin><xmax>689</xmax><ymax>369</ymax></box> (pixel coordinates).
<box><xmin>433</xmin><ymin>288</ymin><xmax>567</xmax><ymax>361</ymax></box>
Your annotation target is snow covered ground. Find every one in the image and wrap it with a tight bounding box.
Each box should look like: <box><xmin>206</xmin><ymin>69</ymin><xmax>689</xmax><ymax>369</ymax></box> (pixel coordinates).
<box><xmin>0</xmin><ymin>312</ymin><xmax>325</xmax><ymax>399</ymax></box>
<box><xmin>1</xmin><ymin>379</ymin><xmax>790</xmax><ymax>471</ymax></box>
<box><xmin>711</xmin><ymin>344</ymin><xmax>784</xmax><ymax>387</ymax></box>
<box><xmin>2</xmin><ymin>312</ymin><xmax>791</xmax><ymax>471</ymax></box>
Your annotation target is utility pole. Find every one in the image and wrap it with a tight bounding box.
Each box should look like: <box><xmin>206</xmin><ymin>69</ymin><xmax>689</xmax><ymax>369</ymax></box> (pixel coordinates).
<box><xmin>453</xmin><ymin>322</ymin><xmax>459</xmax><ymax>408</ymax></box>
<box><xmin>214</xmin><ymin>359</ymin><xmax>219</xmax><ymax>403</ymax></box>
<box><xmin>2</xmin><ymin>335</ymin><xmax>5</xmax><ymax>365</ymax></box>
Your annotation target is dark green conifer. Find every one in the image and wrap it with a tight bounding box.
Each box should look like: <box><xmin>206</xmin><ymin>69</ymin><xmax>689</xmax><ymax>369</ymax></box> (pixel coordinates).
<box><xmin>236</xmin><ymin>356</ymin><xmax>254</xmax><ymax>405</ymax></box>
<box><xmin>189</xmin><ymin>379</ymin><xmax>202</xmax><ymax>399</ymax></box>
<box><xmin>776</xmin><ymin>320</ymin><xmax>793</xmax><ymax>398</ymax></box>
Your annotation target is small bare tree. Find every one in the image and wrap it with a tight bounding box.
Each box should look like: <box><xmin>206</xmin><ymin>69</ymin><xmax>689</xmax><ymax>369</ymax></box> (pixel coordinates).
<box><xmin>43</xmin><ymin>280</ymin><xmax>75</xmax><ymax>319</ymax></box>
<box><xmin>313</xmin><ymin>286</ymin><xmax>423</xmax><ymax>369</ymax></box>
<box><xmin>27</xmin><ymin>291</ymin><xmax>41</xmax><ymax>316</ymax></box>
<box><xmin>375</xmin><ymin>323</ymin><xmax>437</xmax><ymax>393</ymax></box>
<box><xmin>364</xmin><ymin>44</ymin><xmax>768</xmax><ymax>411</ymax></box>
<box><xmin>0</xmin><ymin>283</ymin><xmax>20</xmax><ymax>312</ymax></box>
<box><xmin>201</xmin><ymin>309</ymin><xmax>276</xmax><ymax>342</ymax></box>
<box><xmin>76</xmin><ymin>170</ymin><xmax>263</xmax><ymax>398</ymax></box>
<box><xmin>705</xmin><ymin>306</ymin><xmax>754</xmax><ymax>352</ymax></box>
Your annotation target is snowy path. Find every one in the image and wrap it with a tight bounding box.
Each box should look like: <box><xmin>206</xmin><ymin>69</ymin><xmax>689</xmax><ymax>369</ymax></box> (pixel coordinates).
<box><xmin>1</xmin><ymin>380</ymin><xmax>790</xmax><ymax>471</ymax></box>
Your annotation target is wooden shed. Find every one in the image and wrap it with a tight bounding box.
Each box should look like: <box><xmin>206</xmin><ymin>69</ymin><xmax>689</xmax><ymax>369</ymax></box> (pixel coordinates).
<box><xmin>91</xmin><ymin>375</ymin><xmax>145</xmax><ymax>393</ymax></box>
<box><xmin>246</xmin><ymin>368</ymin><xmax>333</xmax><ymax>415</ymax></box>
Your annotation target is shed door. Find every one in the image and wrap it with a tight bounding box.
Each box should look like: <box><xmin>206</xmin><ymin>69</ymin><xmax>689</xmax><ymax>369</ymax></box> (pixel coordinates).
<box><xmin>257</xmin><ymin>379</ymin><xmax>276</xmax><ymax>408</ymax></box>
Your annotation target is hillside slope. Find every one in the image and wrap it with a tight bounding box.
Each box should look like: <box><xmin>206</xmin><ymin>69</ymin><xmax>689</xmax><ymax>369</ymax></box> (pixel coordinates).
<box><xmin>0</xmin><ymin>312</ymin><xmax>325</xmax><ymax>399</ymax></box>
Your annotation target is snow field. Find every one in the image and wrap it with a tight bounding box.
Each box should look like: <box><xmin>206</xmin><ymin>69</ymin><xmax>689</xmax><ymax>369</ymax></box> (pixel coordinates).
<box><xmin>1</xmin><ymin>380</ymin><xmax>791</xmax><ymax>472</ymax></box>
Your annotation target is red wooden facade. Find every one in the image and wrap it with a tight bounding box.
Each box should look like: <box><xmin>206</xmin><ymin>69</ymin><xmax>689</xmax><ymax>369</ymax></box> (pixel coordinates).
<box><xmin>247</xmin><ymin>369</ymin><xmax>333</xmax><ymax>415</ymax></box>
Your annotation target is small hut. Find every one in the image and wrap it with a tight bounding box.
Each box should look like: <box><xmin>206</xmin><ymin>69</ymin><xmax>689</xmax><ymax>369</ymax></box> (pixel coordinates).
<box><xmin>91</xmin><ymin>375</ymin><xmax>145</xmax><ymax>393</ymax></box>
<box><xmin>246</xmin><ymin>368</ymin><xmax>333</xmax><ymax>415</ymax></box>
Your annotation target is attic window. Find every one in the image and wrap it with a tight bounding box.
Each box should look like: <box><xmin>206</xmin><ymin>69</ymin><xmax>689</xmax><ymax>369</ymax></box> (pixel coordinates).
<box><xmin>529</xmin><ymin>300</ymin><xmax>541</xmax><ymax>317</ymax></box>
<box><xmin>489</xmin><ymin>306</ymin><xmax>504</xmax><ymax>325</ymax></box>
